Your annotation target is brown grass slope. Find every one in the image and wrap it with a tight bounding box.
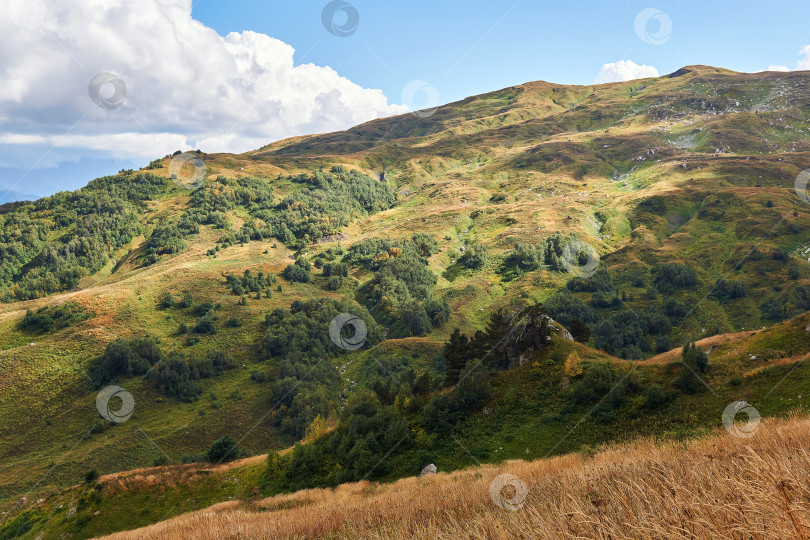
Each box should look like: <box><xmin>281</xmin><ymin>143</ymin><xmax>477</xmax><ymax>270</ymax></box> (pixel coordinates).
<box><xmin>98</xmin><ymin>414</ymin><xmax>810</xmax><ymax>540</ymax></box>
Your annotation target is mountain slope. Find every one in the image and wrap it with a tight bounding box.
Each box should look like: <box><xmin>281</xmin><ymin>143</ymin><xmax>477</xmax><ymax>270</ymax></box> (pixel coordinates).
<box><xmin>2</xmin><ymin>65</ymin><xmax>810</xmax><ymax>538</ymax></box>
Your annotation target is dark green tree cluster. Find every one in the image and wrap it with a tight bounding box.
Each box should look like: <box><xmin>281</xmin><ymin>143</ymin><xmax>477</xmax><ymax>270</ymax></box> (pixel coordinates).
<box><xmin>652</xmin><ymin>262</ymin><xmax>698</xmax><ymax>292</ymax></box>
<box><xmin>674</xmin><ymin>342</ymin><xmax>709</xmax><ymax>394</ymax></box>
<box><xmin>264</xmin><ymin>361</ymin><xmax>438</xmax><ymax>493</ymax></box>
<box><xmin>152</xmin><ymin>350</ymin><xmax>232</xmax><ymax>401</ymax></box>
<box><xmin>265</xmin><ymin>390</ymin><xmax>414</xmax><ymax>493</ymax></box>
<box><xmin>5</xmin><ymin>173</ymin><xmax>166</xmax><ymax>299</ymax></box>
<box><xmin>282</xmin><ymin>257</ymin><xmax>312</xmax><ymax>283</ymax></box>
<box><xmin>89</xmin><ymin>336</ymin><xmax>164</xmax><ymax>385</ymax></box>
<box><xmin>544</xmin><ymin>271</ymin><xmax>676</xmax><ymax>359</ymax></box>
<box><xmin>20</xmin><ymin>302</ymin><xmax>90</xmax><ymax>333</ymax></box>
<box><xmin>143</xmin><ymin>216</ymin><xmax>199</xmax><ymax>264</ymax></box>
<box><xmin>593</xmin><ymin>306</ymin><xmax>671</xmax><ymax>359</ymax></box>
<box><xmin>423</xmin><ymin>306</ymin><xmax>554</xmax><ymax>432</ymax></box>
<box><xmin>760</xmin><ymin>285</ymin><xmax>810</xmax><ymax>321</ymax></box>
<box><xmin>226</xmin><ymin>269</ymin><xmax>276</xmax><ymax>296</ymax></box>
<box><xmin>341</xmin><ymin>233</ymin><xmax>439</xmax><ymax>269</ymax></box>
<box><xmin>565</xmin><ymin>363</ymin><xmax>642</xmax><ymax>423</ymax></box>
<box><xmin>90</xmin><ymin>337</ymin><xmax>232</xmax><ymax>401</ymax></box>
<box><xmin>269</xmin><ymin>167</ymin><xmax>396</xmax><ymax>247</ymax></box>
<box><xmin>711</xmin><ymin>278</ymin><xmax>748</xmax><ymax>300</ymax></box>
<box><xmin>544</xmin><ymin>289</ymin><xmax>598</xmax><ymax>326</ymax></box>
<box><xmin>501</xmin><ymin>234</ymin><xmax>580</xmax><ymax>279</ymax></box>
<box><xmin>345</xmin><ymin>235</ymin><xmax>447</xmax><ymax>337</ymax></box>
<box><xmin>458</xmin><ymin>244</ymin><xmax>489</xmax><ymax>269</ymax></box>
<box><xmin>423</xmin><ymin>361</ymin><xmax>492</xmax><ymax>433</ymax></box>
<box><xmin>260</xmin><ymin>298</ymin><xmax>382</xmax><ymax>437</ymax></box>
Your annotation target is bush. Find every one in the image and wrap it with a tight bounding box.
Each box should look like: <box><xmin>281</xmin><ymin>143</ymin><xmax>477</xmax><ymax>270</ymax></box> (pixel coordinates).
<box><xmin>205</xmin><ymin>435</ymin><xmax>240</xmax><ymax>463</ymax></box>
<box><xmin>760</xmin><ymin>285</ymin><xmax>810</xmax><ymax>321</ymax></box>
<box><xmin>152</xmin><ymin>353</ymin><xmax>203</xmax><ymax>401</ymax></box>
<box><xmin>652</xmin><ymin>262</ymin><xmax>697</xmax><ymax>292</ymax></box>
<box><xmin>643</xmin><ymin>384</ymin><xmax>667</xmax><ymax>408</ymax></box>
<box><xmin>674</xmin><ymin>342</ymin><xmax>709</xmax><ymax>394</ymax></box>
<box><xmin>282</xmin><ymin>259</ymin><xmax>312</xmax><ymax>283</ymax></box>
<box><xmin>193</xmin><ymin>314</ymin><xmax>217</xmax><ymax>334</ymax></box>
<box><xmin>20</xmin><ymin>302</ymin><xmax>90</xmax><ymax>333</ymax></box>
<box><xmin>92</xmin><ymin>336</ymin><xmax>162</xmax><ymax>385</ymax></box>
<box><xmin>399</xmin><ymin>300</ymin><xmax>432</xmax><ymax>337</ymax></box>
<box><xmin>789</xmin><ymin>266</ymin><xmax>800</xmax><ymax>280</ymax></box>
<box><xmin>178</xmin><ymin>293</ymin><xmax>193</xmax><ymax>308</ymax></box>
<box><xmin>84</xmin><ymin>470</ymin><xmax>99</xmax><ymax>484</ymax></box>
<box><xmin>566</xmin><ymin>363</ymin><xmax>638</xmax><ymax>423</ymax></box>
<box><xmin>711</xmin><ymin>278</ymin><xmax>748</xmax><ymax>301</ymax></box>
<box><xmin>226</xmin><ymin>316</ymin><xmax>241</xmax><ymax>328</ymax></box>
<box><xmin>458</xmin><ymin>244</ymin><xmax>489</xmax><ymax>269</ymax></box>
<box><xmin>568</xmin><ymin>318</ymin><xmax>591</xmax><ymax>343</ymax></box>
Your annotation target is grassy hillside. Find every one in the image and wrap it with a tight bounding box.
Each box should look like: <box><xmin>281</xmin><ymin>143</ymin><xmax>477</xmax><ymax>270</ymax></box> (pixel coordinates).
<box><xmin>24</xmin><ymin>414</ymin><xmax>810</xmax><ymax>539</ymax></box>
<box><xmin>2</xmin><ymin>65</ymin><xmax>810</xmax><ymax>537</ymax></box>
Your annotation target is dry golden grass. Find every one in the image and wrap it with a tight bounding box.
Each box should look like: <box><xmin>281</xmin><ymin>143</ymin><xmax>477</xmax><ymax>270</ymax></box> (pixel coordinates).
<box><xmin>98</xmin><ymin>414</ymin><xmax>810</xmax><ymax>539</ymax></box>
<box><xmin>640</xmin><ymin>329</ymin><xmax>762</xmax><ymax>365</ymax></box>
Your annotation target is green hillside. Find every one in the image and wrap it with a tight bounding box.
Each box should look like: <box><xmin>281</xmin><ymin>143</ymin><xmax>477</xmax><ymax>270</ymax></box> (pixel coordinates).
<box><xmin>3</xmin><ymin>65</ymin><xmax>810</xmax><ymax>538</ymax></box>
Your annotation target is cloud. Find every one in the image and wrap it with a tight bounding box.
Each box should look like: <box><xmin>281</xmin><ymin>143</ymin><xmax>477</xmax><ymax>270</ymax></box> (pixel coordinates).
<box><xmin>760</xmin><ymin>46</ymin><xmax>810</xmax><ymax>73</ymax></box>
<box><xmin>797</xmin><ymin>45</ymin><xmax>810</xmax><ymax>70</ymax></box>
<box><xmin>595</xmin><ymin>60</ymin><xmax>659</xmax><ymax>84</ymax></box>
<box><xmin>0</xmin><ymin>0</ymin><xmax>407</xmax><ymax>167</ymax></box>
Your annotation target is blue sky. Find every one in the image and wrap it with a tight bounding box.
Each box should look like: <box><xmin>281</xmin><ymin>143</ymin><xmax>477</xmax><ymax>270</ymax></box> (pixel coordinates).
<box><xmin>1</xmin><ymin>0</ymin><xmax>809</xmax><ymax>201</ymax></box>
<box><xmin>194</xmin><ymin>0</ymin><xmax>810</xmax><ymax>105</ymax></box>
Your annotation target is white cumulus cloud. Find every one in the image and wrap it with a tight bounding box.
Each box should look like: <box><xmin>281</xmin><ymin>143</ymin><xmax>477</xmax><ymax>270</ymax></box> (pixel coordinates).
<box><xmin>595</xmin><ymin>60</ymin><xmax>659</xmax><ymax>84</ymax></box>
<box><xmin>760</xmin><ymin>46</ymin><xmax>810</xmax><ymax>73</ymax></box>
<box><xmin>0</xmin><ymin>0</ymin><xmax>407</xmax><ymax>165</ymax></box>
<box><xmin>797</xmin><ymin>45</ymin><xmax>810</xmax><ymax>70</ymax></box>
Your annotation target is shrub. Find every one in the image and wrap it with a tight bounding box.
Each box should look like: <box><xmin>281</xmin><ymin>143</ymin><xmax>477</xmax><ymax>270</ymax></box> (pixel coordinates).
<box><xmin>643</xmin><ymin>384</ymin><xmax>668</xmax><ymax>408</ymax></box>
<box><xmin>92</xmin><ymin>336</ymin><xmax>162</xmax><ymax>385</ymax></box>
<box><xmin>566</xmin><ymin>363</ymin><xmax>638</xmax><ymax>423</ymax></box>
<box><xmin>20</xmin><ymin>302</ymin><xmax>90</xmax><ymax>333</ymax></box>
<box><xmin>711</xmin><ymin>278</ymin><xmax>748</xmax><ymax>300</ymax></box>
<box><xmin>282</xmin><ymin>259</ymin><xmax>312</xmax><ymax>283</ymax></box>
<box><xmin>652</xmin><ymin>262</ymin><xmax>697</xmax><ymax>292</ymax></box>
<box><xmin>568</xmin><ymin>318</ymin><xmax>591</xmax><ymax>343</ymax></box>
<box><xmin>458</xmin><ymin>244</ymin><xmax>489</xmax><ymax>269</ymax></box>
<box><xmin>789</xmin><ymin>266</ymin><xmax>800</xmax><ymax>280</ymax></box>
<box><xmin>152</xmin><ymin>353</ymin><xmax>203</xmax><ymax>401</ymax></box>
<box><xmin>399</xmin><ymin>301</ymin><xmax>432</xmax><ymax>337</ymax></box>
<box><xmin>193</xmin><ymin>314</ymin><xmax>217</xmax><ymax>334</ymax></box>
<box><xmin>84</xmin><ymin>470</ymin><xmax>99</xmax><ymax>484</ymax></box>
<box><xmin>674</xmin><ymin>342</ymin><xmax>709</xmax><ymax>394</ymax></box>
<box><xmin>205</xmin><ymin>435</ymin><xmax>240</xmax><ymax>463</ymax></box>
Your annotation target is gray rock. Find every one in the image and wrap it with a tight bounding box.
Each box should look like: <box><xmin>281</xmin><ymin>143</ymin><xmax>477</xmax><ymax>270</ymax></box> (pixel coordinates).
<box><xmin>420</xmin><ymin>464</ymin><xmax>437</xmax><ymax>477</ymax></box>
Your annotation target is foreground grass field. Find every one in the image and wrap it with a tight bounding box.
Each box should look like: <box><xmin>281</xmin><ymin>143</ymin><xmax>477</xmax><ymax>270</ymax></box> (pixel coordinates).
<box><xmin>97</xmin><ymin>413</ymin><xmax>810</xmax><ymax>539</ymax></box>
